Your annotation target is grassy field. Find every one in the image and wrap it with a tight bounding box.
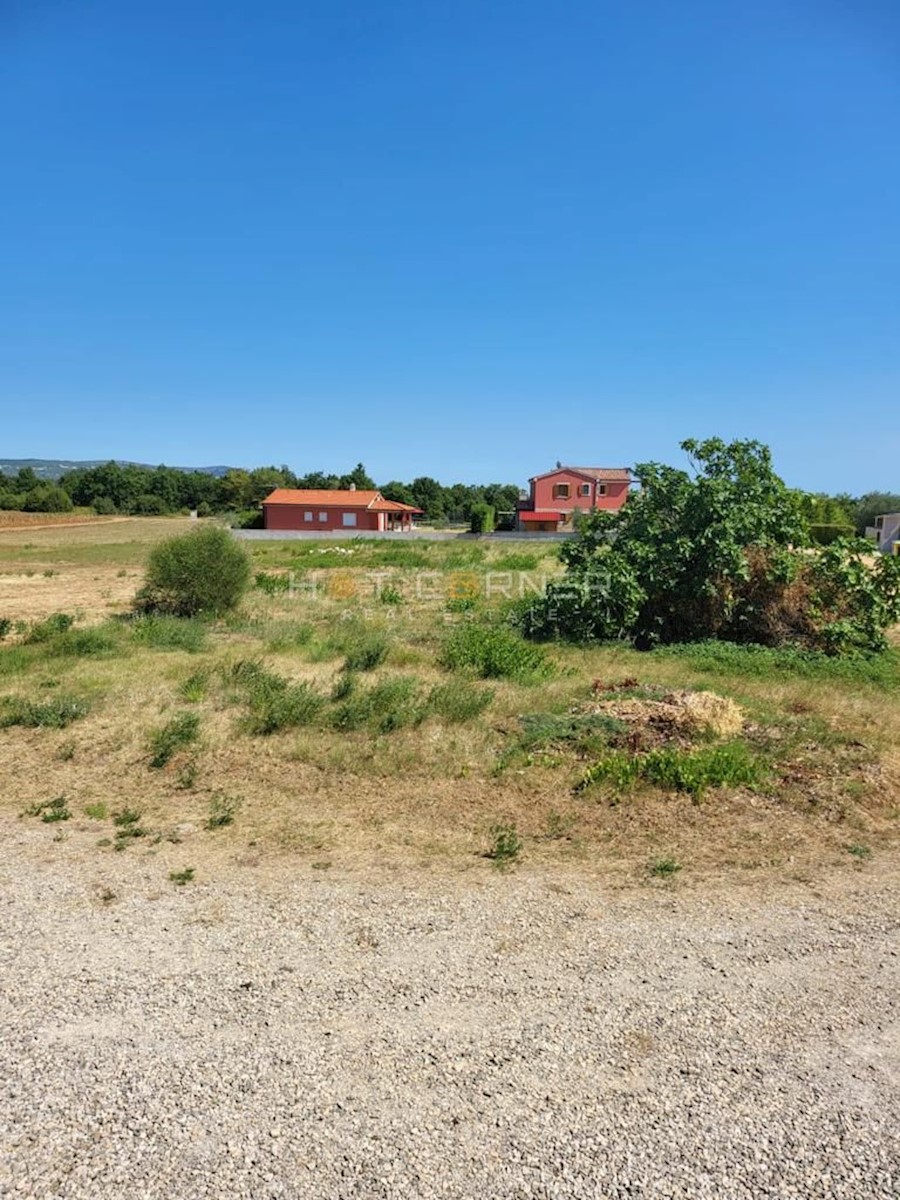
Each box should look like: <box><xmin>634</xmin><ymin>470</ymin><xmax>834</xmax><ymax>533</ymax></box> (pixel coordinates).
<box><xmin>0</xmin><ymin>517</ymin><xmax>898</xmax><ymax>883</ymax></box>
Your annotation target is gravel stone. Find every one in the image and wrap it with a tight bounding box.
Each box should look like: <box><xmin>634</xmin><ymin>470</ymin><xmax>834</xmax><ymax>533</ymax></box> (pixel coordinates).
<box><xmin>1</xmin><ymin>823</ymin><xmax>899</xmax><ymax>1198</ymax></box>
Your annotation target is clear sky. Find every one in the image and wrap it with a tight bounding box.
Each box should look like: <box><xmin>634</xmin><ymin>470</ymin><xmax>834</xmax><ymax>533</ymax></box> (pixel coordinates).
<box><xmin>2</xmin><ymin>0</ymin><xmax>898</xmax><ymax>493</ymax></box>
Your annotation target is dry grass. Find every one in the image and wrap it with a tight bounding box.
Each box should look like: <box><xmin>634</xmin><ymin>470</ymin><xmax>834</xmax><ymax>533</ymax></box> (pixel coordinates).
<box><xmin>0</xmin><ymin>519</ymin><xmax>898</xmax><ymax>885</ymax></box>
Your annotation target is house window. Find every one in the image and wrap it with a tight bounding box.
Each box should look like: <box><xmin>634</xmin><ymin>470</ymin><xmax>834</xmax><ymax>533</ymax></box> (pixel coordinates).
<box><xmin>580</xmin><ymin>483</ymin><xmax>590</xmax><ymax>496</ymax></box>
<box><xmin>342</xmin><ymin>512</ymin><xmax>357</xmax><ymax>527</ymax></box>
<box><xmin>552</xmin><ymin>483</ymin><xmax>570</xmax><ymax>499</ymax></box>
<box><xmin>304</xmin><ymin>511</ymin><xmax>313</xmax><ymax>522</ymax></box>
<box><xmin>597</xmin><ymin>484</ymin><xmax>607</xmax><ymax>497</ymax></box>
<box><xmin>319</xmin><ymin>512</ymin><xmax>327</xmax><ymax>522</ymax></box>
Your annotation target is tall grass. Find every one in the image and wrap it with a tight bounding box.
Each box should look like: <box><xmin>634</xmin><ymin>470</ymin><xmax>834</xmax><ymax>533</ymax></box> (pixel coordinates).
<box><xmin>440</xmin><ymin>624</ymin><xmax>553</xmax><ymax>682</ymax></box>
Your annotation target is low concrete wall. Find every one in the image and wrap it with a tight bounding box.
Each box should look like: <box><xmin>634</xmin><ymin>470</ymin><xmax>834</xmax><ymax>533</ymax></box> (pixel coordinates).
<box><xmin>232</xmin><ymin>528</ymin><xmax>573</xmax><ymax>543</ymax></box>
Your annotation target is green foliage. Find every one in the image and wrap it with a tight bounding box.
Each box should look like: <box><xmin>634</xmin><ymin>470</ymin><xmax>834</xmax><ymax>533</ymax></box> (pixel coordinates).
<box><xmin>136</xmin><ymin>526</ymin><xmax>251</xmax><ymax>618</ymax></box>
<box><xmin>130</xmin><ymin>614</ymin><xmax>208</xmax><ymax>653</ymax></box>
<box><xmin>22</xmin><ymin>484</ymin><xmax>73</xmax><ymax>513</ymax></box>
<box><xmin>331</xmin><ymin>675</ymin><xmax>421</xmax><ymax>733</ymax></box>
<box><xmin>518</xmin><ymin>710</ymin><xmax>626</xmax><ymax>751</ymax></box>
<box><xmin>440</xmin><ymin>624</ymin><xmax>553</xmax><ymax>682</ymax></box>
<box><xmin>655</xmin><ymin>641</ymin><xmax>900</xmax><ymax>689</ymax></box>
<box><xmin>24</xmin><ymin>795</ymin><xmax>71</xmax><ymax>823</ymax></box>
<box><xmin>521</xmin><ymin>438</ymin><xmax>900</xmax><ymax>656</ymax></box>
<box><xmin>469</xmin><ymin>503</ymin><xmax>495</xmax><ymax>534</ymax></box>
<box><xmin>339</xmin><ymin>630</ymin><xmax>390</xmax><ymax>672</ymax></box>
<box><xmin>205</xmin><ymin>791</ymin><xmax>240</xmax><ymax>829</ymax></box>
<box><xmin>846</xmin><ymin>842</ymin><xmax>872</xmax><ymax>860</ymax></box>
<box><xmin>244</xmin><ymin>677</ymin><xmax>325</xmax><ymax>734</ymax></box>
<box><xmin>23</xmin><ymin>613</ymin><xmax>75</xmax><ymax>644</ymax></box>
<box><xmin>254</xmin><ymin>570</ymin><xmax>291</xmax><ymax>594</ymax></box>
<box><xmin>578</xmin><ymin>742</ymin><xmax>761</xmax><ymax>799</ymax></box>
<box><xmin>649</xmin><ymin>857</ymin><xmax>682</xmax><ymax>878</ymax></box>
<box><xmin>0</xmin><ymin>618</ymin><xmax>12</xmax><ymax>640</ymax></box>
<box><xmin>808</xmin><ymin>523</ymin><xmax>855</xmax><ymax>545</ymax></box>
<box><xmin>112</xmin><ymin>808</ymin><xmax>147</xmax><ymax>847</ymax></box>
<box><xmin>0</xmin><ymin>694</ymin><xmax>90</xmax><ymax>729</ymax></box>
<box><xmin>45</xmin><ymin>625</ymin><xmax>121</xmax><ymax>658</ymax></box>
<box><xmin>92</xmin><ymin>496</ymin><xmax>117</xmax><ymax>516</ymax></box>
<box><xmin>178</xmin><ymin>670</ymin><xmax>209</xmax><ymax>702</ymax></box>
<box><xmin>486</xmin><ymin>823</ymin><xmax>522</xmax><ymax>868</ymax></box>
<box><xmin>148</xmin><ymin>711</ymin><xmax>200</xmax><ymax>767</ymax></box>
<box><xmin>492</xmin><ymin>551</ymin><xmax>540</xmax><ymax>571</ymax></box>
<box><xmin>425</xmin><ymin>680</ymin><xmax>494</xmax><ymax>723</ymax></box>
<box><xmin>379</xmin><ymin>582</ymin><xmax>404</xmax><ymax>606</ymax></box>
<box><xmin>169</xmin><ymin>867</ymin><xmax>195</xmax><ymax>886</ymax></box>
<box><xmin>84</xmin><ymin>801</ymin><xmax>107</xmax><ymax>820</ymax></box>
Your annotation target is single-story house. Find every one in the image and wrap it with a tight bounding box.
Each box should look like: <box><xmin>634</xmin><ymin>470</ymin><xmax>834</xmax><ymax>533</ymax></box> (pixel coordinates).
<box><xmin>262</xmin><ymin>487</ymin><xmax>422</xmax><ymax>532</ymax></box>
<box><xmin>866</xmin><ymin>513</ymin><xmax>900</xmax><ymax>554</ymax></box>
<box><xmin>517</xmin><ymin>465</ymin><xmax>631</xmax><ymax>531</ymax></box>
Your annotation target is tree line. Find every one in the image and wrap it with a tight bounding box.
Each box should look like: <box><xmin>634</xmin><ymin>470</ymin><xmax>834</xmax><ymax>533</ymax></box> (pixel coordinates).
<box><xmin>0</xmin><ymin>461</ymin><xmax>522</xmax><ymax>524</ymax></box>
<box><xmin>0</xmin><ymin>459</ymin><xmax>895</xmax><ymax>534</ymax></box>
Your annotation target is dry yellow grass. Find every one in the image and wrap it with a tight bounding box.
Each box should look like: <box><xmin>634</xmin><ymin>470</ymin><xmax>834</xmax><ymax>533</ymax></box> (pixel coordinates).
<box><xmin>0</xmin><ymin>519</ymin><xmax>897</xmax><ymax>885</ymax></box>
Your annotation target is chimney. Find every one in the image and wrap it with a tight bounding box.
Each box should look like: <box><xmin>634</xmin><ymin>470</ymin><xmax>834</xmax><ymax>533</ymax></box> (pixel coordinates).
<box><xmin>349</xmin><ymin>482</ymin><xmax>356</xmax><ymax>491</ymax></box>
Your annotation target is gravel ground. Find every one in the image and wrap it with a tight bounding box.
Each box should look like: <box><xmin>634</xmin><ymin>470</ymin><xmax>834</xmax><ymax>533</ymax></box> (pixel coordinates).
<box><xmin>1</xmin><ymin>824</ymin><xmax>899</xmax><ymax>1199</ymax></box>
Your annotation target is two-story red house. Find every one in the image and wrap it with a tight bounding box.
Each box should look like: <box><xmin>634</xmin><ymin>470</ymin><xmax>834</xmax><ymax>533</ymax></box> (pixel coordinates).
<box><xmin>517</xmin><ymin>466</ymin><xmax>631</xmax><ymax>531</ymax></box>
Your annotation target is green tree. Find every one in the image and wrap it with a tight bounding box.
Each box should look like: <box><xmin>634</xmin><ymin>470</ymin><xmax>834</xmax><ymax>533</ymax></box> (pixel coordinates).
<box><xmin>136</xmin><ymin>526</ymin><xmax>251</xmax><ymax>617</ymax></box>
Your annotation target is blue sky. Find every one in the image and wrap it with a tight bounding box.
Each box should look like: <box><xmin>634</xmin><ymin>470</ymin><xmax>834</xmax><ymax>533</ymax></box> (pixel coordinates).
<box><xmin>2</xmin><ymin>0</ymin><xmax>898</xmax><ymax>493</ymax></box>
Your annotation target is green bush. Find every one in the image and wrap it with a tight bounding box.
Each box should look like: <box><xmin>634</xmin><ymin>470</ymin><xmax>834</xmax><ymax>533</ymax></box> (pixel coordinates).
<box><xmin>244</xmin><ymin>679</ymin><xmax>325</xmax><ymax>734</ymax></box>
<box><xmin>46</xmin><ymin>625</ymin><xmax>121</xmax><ymax>658</ymax></box>
<box><xmin>330</xmin><ymin>675</ymin><xmax>421</xmax><ymax>733</ymax></box>
<box><xmin>92</xmin><ymin>497</ymin><xmax>118</xmax><ymax>516</ymax></box>
<box><xmin>131</xmin><ymin>493</ymin><xmax>169</xmax><ymax>516</ymax></box>
<box><xmin>148</xmin><ymin>711</ymin><xmax>201</xmax><ymax>768</ymax></box>
<box><xmin>23</xmin><ymin>613</ymin><xmax>75</xmax><ymax>644</ymax></box>
<box><xmin>341</xmin><ymin>632</ymin><xmax>390</xmax><ymax>673</ymax></box>
<box><xmin>440</xmin><ymin>624</ymin><xmax>553</xmax><ymax>682</ymax></box>
<box><xmin>136</xmin><ymin>526</ymin><xmax>251</xmax><ymax>618</ymax></box>
<box><xmin>0</xmin><ymin>618</ymin><xmax>11</xmax><ymax>640</ymax></box>
<box><xmin>130</xmin><ymin>615</ymin><xmax>208</xmax><ymax>653</ymax></box>
<box><xmin>23</xmin><ymin>485</ymin><xmax>73</xmax><ymax>513</ymax></box>
<box><xmin>470</xmin><ymin>504</ymin><xmax>495</xmax><ymax>534</ymax></box>
<box><xmin>0</xmin><ymin>694</ymin><xmax>90</xmax><ymax>729</ymax></box>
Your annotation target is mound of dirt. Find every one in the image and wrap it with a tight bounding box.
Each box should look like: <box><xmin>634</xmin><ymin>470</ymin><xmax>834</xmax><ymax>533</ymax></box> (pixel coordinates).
<box><xmin>586</xmin><ymin>688</ymin><xmax>745</xmax><ymax>746</ymax></box>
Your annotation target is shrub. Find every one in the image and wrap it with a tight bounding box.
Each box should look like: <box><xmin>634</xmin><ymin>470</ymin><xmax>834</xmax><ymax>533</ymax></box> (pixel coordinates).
<box><xmin>470</xmin><ymin>504</ymin><xmax>495</xmax><ymax>534</ymax></box>
<box><xmin>148</xmin><ymin>711</ymin><xmax>200</xmax><ymax>768</ymax></box>
<box><xmin>135</xmin><ymin>526</ymin><xmax>251</xmax><ymax>617</ymax></box>
<box><xmin>379</xmin><ymin>583</ymin><xmax>404</xmax><ymax>606</ymax></box>
<box><xmin>426</xmin><ymin>680</ymin><xmax>494</xmax><ymax>723</ymax></box>
<box><xmin>341</xmin><ymin>632</ymin><xmax>389</xmax><ymax>672</ymax></box>
<box><xmin>205</xmin><ymin>792</ymin><xmax>240</xmax><ymax>829</ymax></box>
<box><xmin>24</xmin><ymin>795</ymin><xmax>71</xmax><ymax>823</ymax></box>
<box><xmin>0</xmin><ymin>618</ymin><xmax>12</xmax><ymax>640</ymax></box>
<box><xmin>130</xmin><ymin>615</ymin><xmax>207</xmax><ymax>653</ymax></box>
<box><xmin>45</xmin><ymin>625</ymin><xmax>121</xmax><ymax>658</ymax></box>
<box><xmin>131</xmin><ymin>493</ymin><xmax>169</xmax><ymax>516</ymax></box>
<box><xmin>809</xmin><ymin>523</ymin><xmax>855</xmax><ymax>545</ymax></box>
<box><xmin>23</xmin><ymin>484</ymin><xmax>73</xmax><ymax>513</ymax></box>
<box><xmin>23</xmin><ymin>613</ymin><xmax>75</xmax><ymax>644</ymax></box>
<box><xmin>0</xmin><ymin>694</ymin><xmax>90</xmax><ymax>729</ymax></box>
<box><xmin>244</xmin><ymin>679</ymin><xmax>325</xmax><ymax>735</ymax></box>
<box><xmin>440</xmin><ymin>624</ymin><xmax>553</xmax><ymax>682</ymax></box>
<box><xmin>330</xmin><ymin>675</ymin><xmax>421</xmax><ymax>733</ymax></box>
<box><xmin>649</xmin><ymin>857</ymin><xmax>682</xmax><ymax>878</ymax></box>
<box><xmin>486</xmin><ymin>823</ymin><xmax>521</xmax><ymax>868</ymax></box>
<box><xmin>92</xmin><ymin>497</ymin><xmax>117</xmax><ymax>516</ymax></box>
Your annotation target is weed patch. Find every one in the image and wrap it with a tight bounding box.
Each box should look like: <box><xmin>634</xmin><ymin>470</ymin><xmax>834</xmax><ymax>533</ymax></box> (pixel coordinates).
<box><xmin>486</xmin><ymin>823</ymin><xmax>522</xmax><ymax>869</ymax></box>
<box><xmin>426</xmin><ymin>680</ymin><xmax>494</xmax><ymax>723</ymax></box>
<box><xmin>205</xmin><ymin>791</ymin><xmax>240</xmax><ymax>829</ymax></box>
<box><xmin>578</xmin><ymin>742</ymin><xmax>762</xmax><ymax>800</ymax></box>
<box><xmin>24</xmin><ymin>795</ymin><xmax>71</xmax><ymax>823</ymax></box>
<box><xmin>130</xmin><ymin>615</ymin><xmax>207</xmax><ymax>653</ymax></box>
<box><xmin>0</xmin><ymin>694</ymin><xmax>91</xmax><ymax>729</ymax></box>
<box><xmin>148</xmin><ymin>711</ymin><xmax>201</xmax><ymax>768</ymax></box>
<box><xmin>441</xmin><ymin>624</ymin><xmax>553</xmax><ymax>682</ymax></box>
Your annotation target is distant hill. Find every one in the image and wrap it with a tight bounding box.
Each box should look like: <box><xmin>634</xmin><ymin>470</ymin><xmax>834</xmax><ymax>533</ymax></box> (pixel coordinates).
<box><xmin>0</xmin><ymin>459</ymin><xmax>234</xmax><ymax>481</ymax></box>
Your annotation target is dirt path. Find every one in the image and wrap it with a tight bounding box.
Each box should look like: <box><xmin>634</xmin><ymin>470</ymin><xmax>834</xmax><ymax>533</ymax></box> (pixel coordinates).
<box><xmin>1</xmin><ymin>822</ymin><xmax>898</xmax><ymax>1199</ymax></box>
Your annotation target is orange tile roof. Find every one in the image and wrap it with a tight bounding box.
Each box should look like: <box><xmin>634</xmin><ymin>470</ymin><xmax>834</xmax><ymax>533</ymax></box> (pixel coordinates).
<box><xmin>262</xmin><ymin>488</ymin><xmax>421</xmax><ymax>513</ymax></box>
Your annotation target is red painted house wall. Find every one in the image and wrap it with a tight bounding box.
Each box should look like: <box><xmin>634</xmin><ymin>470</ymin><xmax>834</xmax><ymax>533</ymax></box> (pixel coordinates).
<box><xmin>264</xmin><ymin>504</ymin><xmax>382</xmax><ymax>532</ymax></box>
<box><xmin>530</xmin><ymin>471</ymin><xmax>629</xmax><ymax>515</ymax></box>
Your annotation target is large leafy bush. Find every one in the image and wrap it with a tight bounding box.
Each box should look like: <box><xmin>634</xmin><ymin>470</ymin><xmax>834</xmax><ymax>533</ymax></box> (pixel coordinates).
<box><xmin>522</xmin><ymin>438</ymin><xmax>900</xmax><ymax>654</ymax></box>
<box><xmin>136</xmin><ymin>526</ymin><xmax>251</xmax><ymax>618</ymax></box>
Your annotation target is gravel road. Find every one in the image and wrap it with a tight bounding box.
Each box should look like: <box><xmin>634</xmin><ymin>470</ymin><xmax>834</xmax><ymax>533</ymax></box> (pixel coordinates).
<box><xmin>1</xmin><ymin>823</ymin><xmax>899</xmax><ymax>1199</ymax></box>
